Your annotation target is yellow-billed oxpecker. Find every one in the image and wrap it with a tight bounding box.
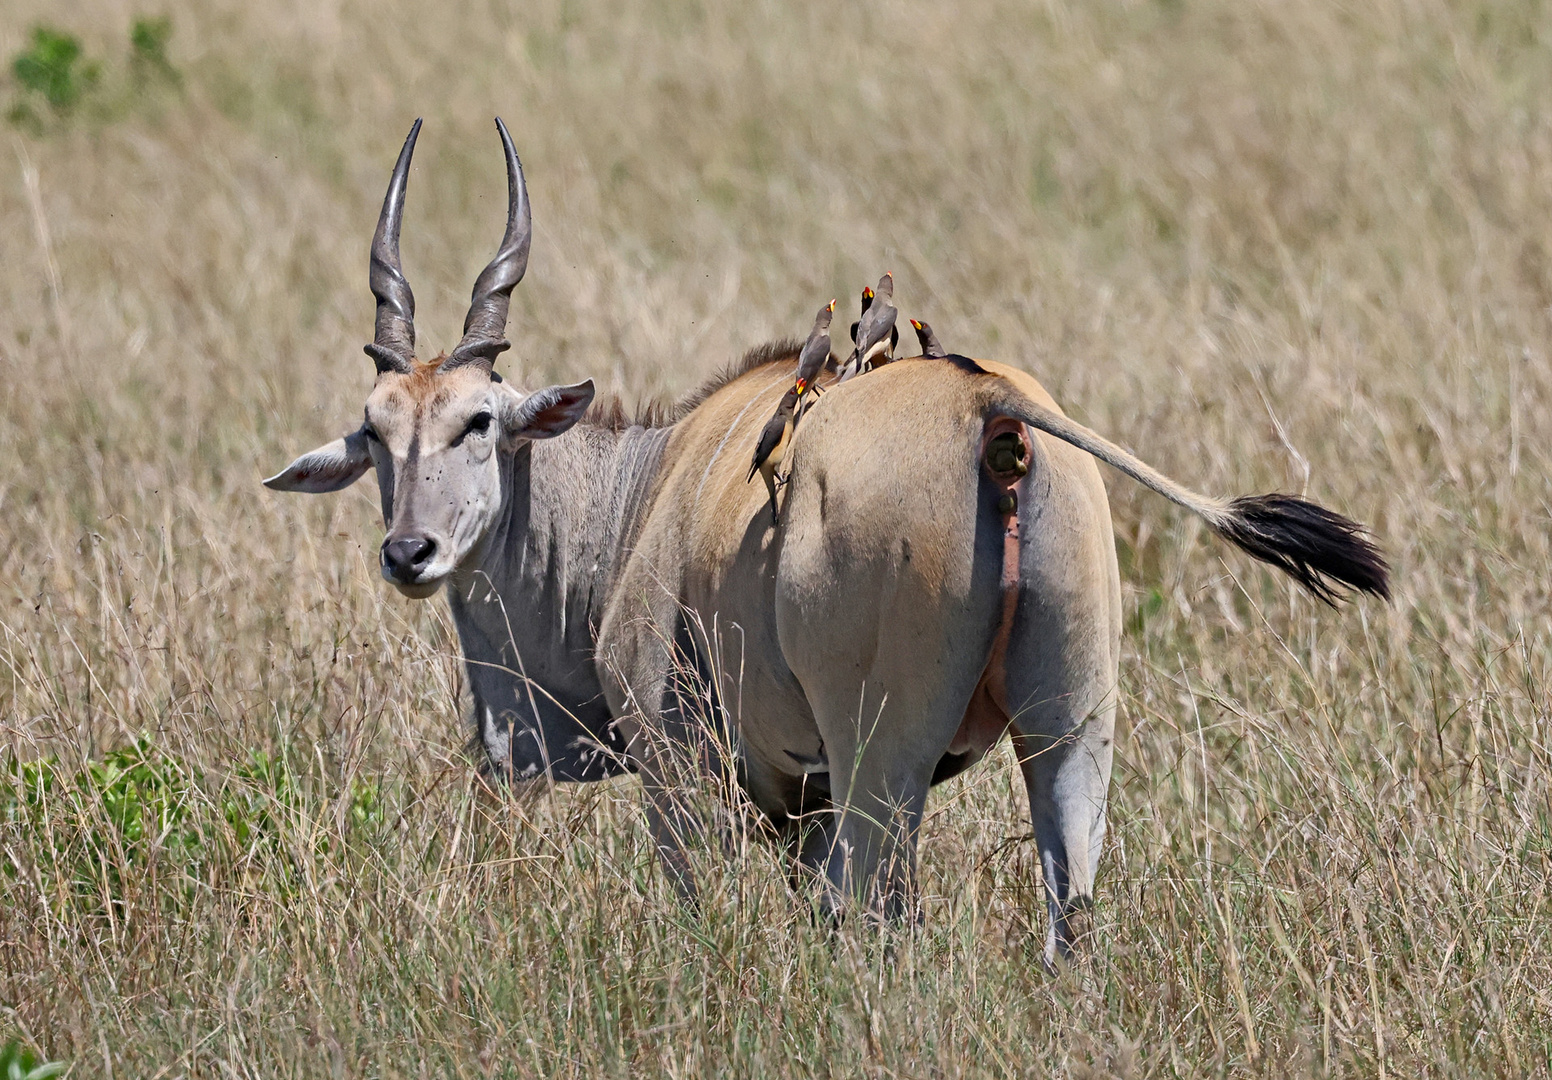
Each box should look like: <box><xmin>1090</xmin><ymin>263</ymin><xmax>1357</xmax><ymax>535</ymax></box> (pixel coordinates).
<box><xmin>910</xmin><ymin>318</ymin><xmax>946</xmax><ymax>359</ymax></box>
<box><xmin>847</xmin><ymin>284</ymin><xmax>874</xmax><ymax>354</ymax></box>
<box><xmin>747</xmin><ymin>384</ymin><xmax>802</xmax><ymax>525</ymax></box>
<box><xmin>793</xmin><ymin>299</ymin><xmax>836</xmax><ymax>417</ymax></box>
<box><xmin>794</xmin><ymin>300</ymin><xmax>836</xmax><ymax>394</ymax></box>
<box><xmin>839</xmin><ymin>272</ymin><xmax>897</xmax><ymax>382</ymax></box>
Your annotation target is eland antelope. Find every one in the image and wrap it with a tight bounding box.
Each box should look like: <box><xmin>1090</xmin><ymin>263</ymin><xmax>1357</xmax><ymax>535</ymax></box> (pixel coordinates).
<box><xmin>266</xmin><ymin>120</ymin><xmax>1389</xmax><ymax>963</ymax></box>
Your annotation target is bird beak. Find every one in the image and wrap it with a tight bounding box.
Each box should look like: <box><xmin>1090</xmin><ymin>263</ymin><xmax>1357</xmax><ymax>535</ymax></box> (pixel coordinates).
<box><xmin>910</xmin><ymin>319</ymin><xmax>922</xmax><ymax>331</ymax></box>
<box><xmin>795</xmin><ymin>378</ymin><xmax>808</xmax><ymax>396</ymax></box>
<box><xmin>863</xmin><ymin>288</ymin><xmax>874</xmax><ymax>300</ymax></box>
<box><xmin>827</xmin><ymin>299</ymin><xmax>836</xmax><ymax>312</ymax></box>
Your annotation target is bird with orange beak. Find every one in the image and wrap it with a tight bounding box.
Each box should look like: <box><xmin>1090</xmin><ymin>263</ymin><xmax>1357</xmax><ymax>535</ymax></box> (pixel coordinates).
<box><xmin>792</xmin><ymin>298</ymin><xmax>835</xmax><ymax>409</ymax></box>
<box><xmin>847</xmin><ymin>283</ymin><xmax>874</xmax><ymax>357</ymax></box>
<box><xmin>838</xmin><ymin>272</ymin><xmax>897</xmax><ymax>382</ymax></box>
<box><xmin>747</xmin><ymin>383</ymin><xmax>802</xmax><ymax>525</ymax></box>
<box><xmin>910</xmin><ymin>318</ymin><xmax>946</xmax><ymax>358</ymax></box>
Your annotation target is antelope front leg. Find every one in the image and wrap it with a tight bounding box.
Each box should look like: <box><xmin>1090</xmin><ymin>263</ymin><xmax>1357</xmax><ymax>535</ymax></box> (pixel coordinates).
<box><xmin>598</xmin><ymin>594</ymin><xmax>709</xmax><ymax>910</ymax></box>
<box><xmin>622</xmin><ymin>715</ymin><xmax>704</xmax><ymax>910</ymax></box>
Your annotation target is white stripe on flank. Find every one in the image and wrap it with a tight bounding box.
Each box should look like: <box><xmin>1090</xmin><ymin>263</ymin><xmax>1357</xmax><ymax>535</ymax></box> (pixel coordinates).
<box><xmin>693</xmin><ymin>371</ymin><xmax>793</xmax><ymax>512</ymax></box>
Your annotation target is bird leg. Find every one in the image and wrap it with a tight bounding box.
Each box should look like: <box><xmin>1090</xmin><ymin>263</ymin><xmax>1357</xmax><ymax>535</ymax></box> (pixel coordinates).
<box><xmin>762</xmin><ymin>468</ymin><xmax>781</xmax><ymax>526</ymax></box>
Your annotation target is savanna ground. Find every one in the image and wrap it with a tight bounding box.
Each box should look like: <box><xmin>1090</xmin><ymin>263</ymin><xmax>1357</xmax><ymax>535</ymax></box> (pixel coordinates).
<box><xmin>1</xmin><ymin>0</ymin><xmax>1549</xmax><ymax>1075</ymax></box>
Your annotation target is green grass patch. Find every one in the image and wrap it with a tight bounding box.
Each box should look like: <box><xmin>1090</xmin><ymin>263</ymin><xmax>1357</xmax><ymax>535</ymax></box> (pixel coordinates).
<box><xmin>8</xmin><ymin>18</ymin><xmax>180</xmax><ymax>132</ymax></box>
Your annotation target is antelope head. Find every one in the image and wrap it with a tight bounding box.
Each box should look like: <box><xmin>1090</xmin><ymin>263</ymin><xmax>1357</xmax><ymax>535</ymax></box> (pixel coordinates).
<box><xmin>265</xmin><ymin>120</ymin><xmax>595</xmax><ymax>599</ymax></box>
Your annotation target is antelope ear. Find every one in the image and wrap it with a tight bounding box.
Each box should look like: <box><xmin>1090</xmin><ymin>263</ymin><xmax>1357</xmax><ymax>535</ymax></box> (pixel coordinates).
<box><xmin>498</xmin><ymin>379</ymin><xmax>595</xmax><ymax>446</ymax></box>
<box><xmin>263</xmin><ymin>429</ymin><xmax>374</xmax><ymax>492</ymax></box>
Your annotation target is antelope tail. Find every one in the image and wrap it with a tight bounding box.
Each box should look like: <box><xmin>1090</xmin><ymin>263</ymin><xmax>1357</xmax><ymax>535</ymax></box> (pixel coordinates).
<box><xmin>983</xmin><ymin>383</ymin><xmax>1391</xmax><ymax>606</ymax></box>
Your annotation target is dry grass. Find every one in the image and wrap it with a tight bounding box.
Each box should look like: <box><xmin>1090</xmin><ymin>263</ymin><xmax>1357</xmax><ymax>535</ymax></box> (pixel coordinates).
<box><xmin>1</xmin><ymin>0</ymin><xmax>1550</xmax><ymax>1075</ymax></box>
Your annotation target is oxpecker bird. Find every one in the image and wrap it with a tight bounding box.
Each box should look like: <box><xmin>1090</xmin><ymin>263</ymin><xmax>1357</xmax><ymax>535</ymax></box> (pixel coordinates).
<box><xmin>794</xmin><ymin>300</ymin><xmax>836</xmax><ymax>399</ymax></box>
<box><xmin>747</xmin><ymin>385</ymin><xmax>802</xmax><ymax>525</ymax></box>
<box><xmin>839</xmin><ymin>272</ymin><xmax>897</xmax><ymax>382</ymax></box>
<box><xmin>847</xmin><ymin>284</ymin><xmax>874</xmax><ymax>354</ymax></box>
<box><xmin>910</xmin><ymin>318</ymin><xmax>946</xmax><ymax>359</ymax></box>
<box><xmin>792</xmin><ymin>300</ymin><xmax>835</xmax><ymax>423</ymax></box>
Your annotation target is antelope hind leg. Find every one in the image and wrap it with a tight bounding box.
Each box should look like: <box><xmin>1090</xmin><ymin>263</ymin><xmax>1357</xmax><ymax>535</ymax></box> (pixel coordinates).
<box><xmin>1013</xmin><ymin>714</ymin><xmax>1114</xmax><ymax>969</ymax></box>
<box><xmin>810</xmin><ymin>702</ymin><xmax>942</xmax><ymax>924</ymax></box>
<box><xmin>800</xmin><ymin>644</ymin><xmax>991</xmax><ymax>923</ymax></box>
<box><xmin>1000</xmin><ymin>570</ymin><xmax>1119</xmax><ymax>967</ymax></box>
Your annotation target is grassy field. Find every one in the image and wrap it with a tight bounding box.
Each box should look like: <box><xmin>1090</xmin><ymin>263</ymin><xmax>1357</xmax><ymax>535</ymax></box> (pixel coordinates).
<box><xmin>2</xmin><ymin>0</ymin><xmax>1550</xmax><ymax>1074</ymax></box>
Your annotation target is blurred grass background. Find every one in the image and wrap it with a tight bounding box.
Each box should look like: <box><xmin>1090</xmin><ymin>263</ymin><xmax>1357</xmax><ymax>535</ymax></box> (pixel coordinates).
<box><xmin>0</xmin><ymin>0</ymin><xmax>1549</xmax><ymax>1075</ymax></box>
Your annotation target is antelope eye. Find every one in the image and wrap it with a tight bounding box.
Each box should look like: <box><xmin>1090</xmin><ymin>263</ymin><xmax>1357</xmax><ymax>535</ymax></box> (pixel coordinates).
<box><xmin>362</xmin><ymin>425</ymin><xmax>381</xmax><ymax>442</ymax></box>
<box><xmin>465</xmin><ymin>412</ymin><xmax>493</xmax><ymax>436</ymax></box>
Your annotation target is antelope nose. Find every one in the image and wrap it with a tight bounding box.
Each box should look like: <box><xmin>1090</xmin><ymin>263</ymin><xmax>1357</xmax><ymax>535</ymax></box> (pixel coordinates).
<box><xmin>382</xmin><ymin>535</ymin><xmax>436</xmax><ymax>581</ymax></box>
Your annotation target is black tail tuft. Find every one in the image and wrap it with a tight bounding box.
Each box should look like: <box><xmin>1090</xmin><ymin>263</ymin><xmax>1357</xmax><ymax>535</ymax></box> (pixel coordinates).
<box><xmin>1215</xmin><ymin>494</ymin><xmax>1391</xmax><ymax>606</ymax></box>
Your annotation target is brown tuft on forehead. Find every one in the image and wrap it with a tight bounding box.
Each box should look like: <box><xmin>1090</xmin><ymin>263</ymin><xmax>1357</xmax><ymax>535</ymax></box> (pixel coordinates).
<box><xmin>378</xmin><ymin>353</ymin><xmax>491</xmax><ymax>420</ymax></box>
<box><xmin>397</xmin><ymin>353</ymin><xmax>450</xmax><ymax>396</ymax></box>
